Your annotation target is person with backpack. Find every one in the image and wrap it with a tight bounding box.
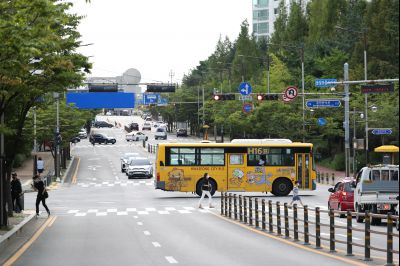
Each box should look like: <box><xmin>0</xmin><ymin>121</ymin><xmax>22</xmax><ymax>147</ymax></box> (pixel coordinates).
<box><xmin>32</xmin><ymin>175</ymin><xmax>50</xmax><ymax>217</ymax></box>
<box><xmin>198</xmin><ymin>173</ymin><xmax>214</xmax><ymax>209</ymax></box>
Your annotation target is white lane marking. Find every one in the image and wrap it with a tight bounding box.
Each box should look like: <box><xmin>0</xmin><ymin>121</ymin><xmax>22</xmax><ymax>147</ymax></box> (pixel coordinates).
<box><xmin>95</xmin><ymin>184</ymin><xmax>102</xmax><ymax>187</ymax></box>
<box><xmin>178</xmin><ymin>210</ymin><xmax>191</xmax><ymax>214</ymax></box>
<box><xmin>68</xmin><ymin>210</ymin><xmax>79</xmax><ymax>214</ymax></box>
<box><xmin>87</xmin><ymin>209</ymin><xmax>98</xmax><ymax>213</ymax></box>
<box><xmin>133</xmin><ymin>216</ymin><xmax>138</xmax><ymax>219</ymax></box>
<box><xmin>165</xmin><ymin>207</ymin><xmax>176</xmax><ymax>211</ymax></box>
<box><xmin>152</xmin><ymin>242</ymin><xmax>161</xmax><ymax>248</ymax></box>
<box><xmin>107</xmin><ymin>209</ymin><xmax>118</xmax><ymax>213</ymax></box>
<box><xmin>96</xmin><ymin>212</ymin><xmax>107</xmax><ymax>216</ymax></box>
<box><xmin>108</xmin><ymin>184</ymin><xmax>115</xmax><ymax>187</ymax></box>
<box><xmin>102</xmin><ymin>182</ymin><xmax>109</xmax><ymax>185</ymax></box>
<box><xmin>145</xmin><ymin>208</ymin><xmax>156</xmax><ymax>212</ymax></box>
<box><xmin>143</xmin><ymin>231</ymin><xmax>151</xmax><ymax>236</ymax></box>
<box><xmin>117</xmin><ymin>212</ymin><xmax>128</xmax><ymax>216</ymax></box>
<box><xmin>126</xmin><ymin>208</ymin><xmax>137</xmax><ymax>212</ymax></box>
<box><xmin>137</xmin><ymin>222</ymin><xmax>143</xmax><ymax>226</ymax></box>
<box><xmin>158</xmin><ymin>211</ymin><xmax>170</xmax><ymax>215</ymax></box>
<box><xmin>165</xmin><ymin>256</ymin><xmax>178</xmax><ymax>264</ymax></box>
<box><xmin>183</xmin><ymin>207</ymin><xmax>195</xmax><ymax>210</ymax></box>
<box><xmin>75</xmin><ymin>213</ymin><xmax>86</xmax><ymax>217</ymax></box>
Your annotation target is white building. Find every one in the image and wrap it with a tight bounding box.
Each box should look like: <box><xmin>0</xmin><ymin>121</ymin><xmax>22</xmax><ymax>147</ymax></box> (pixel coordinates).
<box><xmin>252</xmin><ymin>0</ymin><xmax>309</xmax><ymax>41</ymax></box>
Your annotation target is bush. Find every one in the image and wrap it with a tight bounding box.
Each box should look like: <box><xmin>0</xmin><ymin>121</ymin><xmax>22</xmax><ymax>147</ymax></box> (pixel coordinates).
<box><xmin>332</xmin><ymin>153</ymin><xmax>346</xmax><ymax>171</ymax></box>
<box><xmin>13</xmin><ymin>153</ymin><xmax>27</xmax><ymax>168</ymax></box>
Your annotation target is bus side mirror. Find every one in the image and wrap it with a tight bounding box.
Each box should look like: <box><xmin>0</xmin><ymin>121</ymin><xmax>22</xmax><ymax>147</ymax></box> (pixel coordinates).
<box><xmin>160</xmin><ymin>161</ymin><xmax>165</xmax><ymax>167</ymax></box>
<box><xmin>328</xmin><ymin>188</ymin><xmax>334</xmax><ymax>193</ymax></box>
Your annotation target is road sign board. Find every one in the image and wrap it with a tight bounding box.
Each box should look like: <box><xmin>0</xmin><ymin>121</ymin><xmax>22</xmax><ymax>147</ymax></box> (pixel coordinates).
<box><xmin>306</xmin><ymin>99</ymin><xmax>341</xmax><ymax>108</ymax></box>
<box><xmin>282</xmin><ymin>86</ymin><xmax>298</xmax><ymax>102</ymax></box>
<box><xmin>144</xmin><ymin>94</ymin><xmax>159</xmax><ymax>105</ymax></box>
<box><xmin>315</xmin><ymin>79</ymin><xmax>337</xmax><ymax>87</ymax></box>
<box><xmin>317</xmin><ymin>118</ymin><xmax>328</xmax><ymax>126</ymax></box>
<box><xmin>361</xmin><ymin>84</ymin><xmax>394</xmax><ymax>94</ymax></box>
<box><xmin>371</xmin><ymin>129</ymin><xmax>392</xmax><ymax>135</ymax></box>
<box><xmin>66</xmin><ymin>92</ymin><xmax>135</xmax><ymax>109</ymax></box>
<box><xmin>242</xmin><ymin>103</ymin><xmax>254</xmax><ymax>114</ymax></box>
<box><xmin>239</xmin><ymin>82</ymin><xmax>252</xmax><ymax>96</ymax></box>
<box><xmin>239</xmin><ymin>95</ymin><xmax>253</xmax><ymax>101</ymax></box>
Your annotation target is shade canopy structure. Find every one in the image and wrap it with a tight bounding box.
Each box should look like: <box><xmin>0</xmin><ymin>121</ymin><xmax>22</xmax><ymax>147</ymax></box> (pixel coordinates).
<box><xmin>374</xmin><ymin>145</ymin><xmax>399</xmax><ymax>153</ymax></box>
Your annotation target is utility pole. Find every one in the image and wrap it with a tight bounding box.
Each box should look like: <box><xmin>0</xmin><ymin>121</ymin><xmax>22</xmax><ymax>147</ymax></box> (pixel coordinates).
<box><xmin>202</xmin><ymin>87</ymin><xmax>205</xmax><ymax>125</ymax></box>
<box><xmin>344</xmin><ymin>63</ymin><xmax>350</xmax><ymax>177</ymax></box>
<box><xmin>54</xmin><ymin>92</ymin><xmax>60</xmax><ymax>182</ymax></box>
<box><xmin>33</xmin><ymin>106</ymin><xmax>37</xmax><ymax>153</ymax></box>
<box><xmin>169</xmin><ymin>70</ymin><xmax>175</xmax><ymax>85</ymax></box>
<box><xmin>266</xmin><ymin>38</ymin><xmax>270</xmax><ymax>94</ymax></box>
<box><xmin>301</xmin><ymin>45</ymin><xmax>306</xmax><ymax>142</ymax></box>
<box><xmin>362</xmin><ymin>30</ymin><xmax>369</xmax><ymax>165</ymax></box>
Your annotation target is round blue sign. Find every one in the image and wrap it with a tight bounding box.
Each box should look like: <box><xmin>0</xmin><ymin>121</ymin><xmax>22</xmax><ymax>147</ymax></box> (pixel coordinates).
<box><xmin>242</xmin><ymin>103</ymin><xmax>253</xmax><ymax>114</ymax></box>
<box><xmin>317</xmin><ymin>118</ymin><xmax>328</xmax><ymax>126</ymax></box>
<box><xmin>239</xmin><ymin>82</ymin><xmax>252</xmax><ymax>96</ymax></box>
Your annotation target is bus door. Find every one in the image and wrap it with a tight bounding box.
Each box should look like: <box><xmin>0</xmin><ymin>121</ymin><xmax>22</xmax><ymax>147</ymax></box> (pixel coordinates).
<box><xmin>296</xmin><ymin>154</ymin><xmax>310</xmax><ymax>189</ymax></box>
<box><xmin>227</xmin><ymin>154</ymin><xmax>248</xmax><ymax>191</ymax></box>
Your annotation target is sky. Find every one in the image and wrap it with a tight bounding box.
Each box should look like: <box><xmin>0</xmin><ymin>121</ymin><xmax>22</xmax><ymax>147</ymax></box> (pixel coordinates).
<box><xmin>69</xmin><ymin>0</ymin><xmax>252</xmax><ymax>85</ymax></box>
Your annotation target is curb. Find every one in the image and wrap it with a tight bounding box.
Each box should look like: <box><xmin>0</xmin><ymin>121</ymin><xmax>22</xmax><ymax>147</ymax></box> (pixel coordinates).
<box><xmin>0</xmin><ymin>213</ymin><xmax>36</xmax><ymax>251</ymax></box>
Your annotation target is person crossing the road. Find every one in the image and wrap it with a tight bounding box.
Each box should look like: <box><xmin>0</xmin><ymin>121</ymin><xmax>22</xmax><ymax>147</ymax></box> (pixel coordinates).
<box><xmin>198</xmin><ymin>173</ymin><xmax>214</xmax><ymax>209</ymax></box>
<box><xmin>289</xmin><ymin>181</ymin><xmax>304</xmax><ymax>207</ymax></box>
<box><xmin>32</xmin><ymin>175</ymin><xmax>50</xmax><ymax>217</ymax></box>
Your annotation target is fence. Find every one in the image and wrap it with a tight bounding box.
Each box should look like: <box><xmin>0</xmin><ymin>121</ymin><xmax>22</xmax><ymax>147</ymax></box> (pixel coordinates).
<box><xmin>316</xmin><ymin>172</ymin><xmax>339</xmax><ymax>186</ymax></box>
<box><xmin>147</xmin><ymin>143</ymin><xmax>157</xmax><ymax>154</ymax></box>
<box><xmin>220</xmin><ymin>192</ymin><xmax>399</xmax><ymax>265</ymax></box>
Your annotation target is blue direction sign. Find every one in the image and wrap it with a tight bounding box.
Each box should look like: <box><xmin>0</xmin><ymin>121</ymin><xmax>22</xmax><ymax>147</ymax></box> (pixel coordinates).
<box><xmin>372</xmin><ymin>129</ymin><xmax>392</xmax><ymax>135</ymax></box>
<box><xmin>144</xmin><ymin>94</ymin><xmax>159</xmax><ymax>105</ymax></box>
<box><xmin>317</xmin><ymin>118</ymin><xmax>328</xmax><ymax>126</ymax></box>
<box><xmin>306</xmin><ymin>99</ymin><xmax>341</xmax><ymax>108</ymax></box>
<box><xmin>239</xmin><ymin>82</ymin><xmax>252</xmax><ymax>96</ymax></box>
<box><xmin>315</xmin><ymin>79</ymin><xmax>337</xmax><ymax>88</ymax></box>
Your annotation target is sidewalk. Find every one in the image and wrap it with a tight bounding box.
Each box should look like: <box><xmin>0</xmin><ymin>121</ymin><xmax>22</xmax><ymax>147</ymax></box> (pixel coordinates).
<box><xmin>13</xmin><ymin>152</ymin><xmax>54</xmax><ymax>188</ymax></box>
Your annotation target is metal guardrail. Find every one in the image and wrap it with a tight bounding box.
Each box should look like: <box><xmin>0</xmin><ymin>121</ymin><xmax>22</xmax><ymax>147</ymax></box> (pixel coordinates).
<box><xmin>146</xmin><ymin>143</ymin><xmax>157</xmax><ymax>154</ymax></box>
<box><xmin>221</xmin><ymin>192</ymin><xmax>399</xmax><ymax>265</ymax></box>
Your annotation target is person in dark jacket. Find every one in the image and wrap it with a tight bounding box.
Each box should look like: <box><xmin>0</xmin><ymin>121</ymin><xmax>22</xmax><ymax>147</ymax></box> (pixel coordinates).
<box><xmin>198</xmin><ymin>173</ymin><xmax>214</xmax><ymax>209</ymax></box>
<box><xmin>11</xmin><ymin>173</ymin><xmax>23</xmax><ymax>213</ymax></box>
<box><xmin>32</xmin><ymin>175</ymin><xmax>50</xmax><ymax>217</ymax></box>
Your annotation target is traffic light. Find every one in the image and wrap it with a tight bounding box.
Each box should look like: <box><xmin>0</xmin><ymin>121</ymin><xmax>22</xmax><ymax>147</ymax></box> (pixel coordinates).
<box><xmin>212</xmin><ymin>94</ymin><xmax>235</xmax><ymax>101</ymax></box>
<box><xmin>256</xmin><ymin>94</ymin><xmax>279</xmax><ymax>101</ymax></box>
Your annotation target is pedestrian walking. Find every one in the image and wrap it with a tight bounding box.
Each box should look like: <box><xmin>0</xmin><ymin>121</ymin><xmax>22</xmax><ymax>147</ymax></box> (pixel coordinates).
<box><xmin>32</xmin><ymin>175</ymin><xmax>50</xmax><ymax>217</ymax></box>
<box><xmin>289</xmin><ymin>181</ymin><xmax>304</xmax><ymax>207</ymax></box>
<box><xmin>37</xmin><ymin>157</ymin><xmax>45</xmax><ymax>176</ymax></box>
<box><xmin>11</xmin><ymin>173</ymin><xmax>23</xmax><ymax>213</ymax></box>
<box><xmin>198</xmin><ymin>173</ymin><xmax>214</xmax><ymax>209</ymax></box>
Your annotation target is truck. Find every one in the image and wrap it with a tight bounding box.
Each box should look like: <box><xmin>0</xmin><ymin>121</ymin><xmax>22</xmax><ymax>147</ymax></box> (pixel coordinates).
<box><xmin>354</xmin><ymin>164</ymin><xmax>399</xmax><ymax>225</ymax></box>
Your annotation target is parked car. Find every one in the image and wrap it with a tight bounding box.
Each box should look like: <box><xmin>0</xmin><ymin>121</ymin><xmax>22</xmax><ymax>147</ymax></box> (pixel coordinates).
<box><xmin>126</xmin><ymin>157</ymin><xmax>153</xmax><ymax>179</ymax></box>
<box><xmin>177</xmin><ymin>128</ymin><xmax>188</xmax><ymax>137</ymax></box>
<box><xmin>94</xmin><ymin>121</ymin><xmax>113</xmax><ymax>128</ymax></box>
<box><xmin>126</xmin><ymin>131</ymin><xmax>148</xmax><ymax>142</ymax></box>
<box><xmin>120</xmin><ymin>152</ymin><xmax>139</xmax><ymax>172</ymax></box>
<box><xmin>142</xmin><ymin>122</ymin><xmax>152</xmax><ymax>130</ymax></box>
<box><xmin>78</xmin><ymin>129</ymin><xmax>88</xmax><ymax>139</ymax></box>
<box><xmin>155</xmin><ymin>127</ymin><xmax>167</xmax><ymax>140</ymax></box>
<box><xmin>129</xmin><ymin>123</ymin><xmax>139</xmax><ymax>131</ymax></box>
<box><xmin>328</xmin><ymin>179</ymin><xmax>355</xmax><ymax>217</ymax></box>
<box><xmin>89</xmin><ymin>133</ymin><xmax>116</xmax><ymax>144</ymax></box>
<box><xmin>70</xmin><ymin>136</ymin><xmax>81</xmax><ymax>144</ymax></box>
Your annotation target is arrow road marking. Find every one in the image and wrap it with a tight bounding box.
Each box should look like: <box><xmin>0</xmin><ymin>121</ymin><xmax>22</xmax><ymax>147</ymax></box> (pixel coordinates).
<box><xmin>165</xmin><ymin>256</ymin><xmax>178</xmax><ymax>264</ymax></box>
<box><xmin>152</xmin><ymin>242</ymin><xmax>161</xmax><ymax>248</ymax></box>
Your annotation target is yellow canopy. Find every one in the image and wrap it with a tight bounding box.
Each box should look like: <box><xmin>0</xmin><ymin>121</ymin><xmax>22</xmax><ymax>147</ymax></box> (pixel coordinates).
<box><xmin>374</xmin><ymin>145</ymin><xmax>399</xmax><ymax>153</ymax></box>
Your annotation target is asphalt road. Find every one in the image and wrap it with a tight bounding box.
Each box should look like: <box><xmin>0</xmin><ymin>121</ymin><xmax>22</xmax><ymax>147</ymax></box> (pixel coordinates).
<box><xmin>11</xmin><ymin>115</ymin><xmax>398</xmax><ymax>266</ymax></box>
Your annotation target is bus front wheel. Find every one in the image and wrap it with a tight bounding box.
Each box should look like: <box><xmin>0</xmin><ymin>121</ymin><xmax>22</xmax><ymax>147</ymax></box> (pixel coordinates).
<box><xmin>271</xmin><ymin>178</ymin><xmax>293</xmax><ymax>197</ymax></box>
<box><xmin>196</xmin><ymin>179</ymin><xmax>217</xmax><ymax>197</ymax></box>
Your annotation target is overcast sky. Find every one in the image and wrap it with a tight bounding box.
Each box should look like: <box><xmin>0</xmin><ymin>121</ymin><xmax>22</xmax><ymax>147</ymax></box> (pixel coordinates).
<box><xmin>70</xmin><ymin>0</ymin><xmax>252</xmax><ymax>84</ymax></box>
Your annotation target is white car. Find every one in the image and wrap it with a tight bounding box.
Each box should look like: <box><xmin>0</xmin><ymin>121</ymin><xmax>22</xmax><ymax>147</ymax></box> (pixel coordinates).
<box><xmin>142</xmin><ymin>123</ymin><xmax>152</xmax><ymax>130</ymax></box>
<box><xmin>126</xmin><ymin>157</ymin><xmax>153</xmax><ymax>179</ymax></box>
<box><xmin>120</xmin><ymin>153</ymin><xmax>139</xmax><ymax>172</ymax></box>
<box><xmin>155</xmin><ymin>127</ymin><xmax>167</xmax><ymax>140</ymax></box>
<box><xmin>126</xmin><ymin>132</ymin><xmax>148</xmax><ymax>142</ymax></box>
<box><xmin>78</xmin><ymin>129</ymin><xmax>87</xmax><ymax>139</ymax></box>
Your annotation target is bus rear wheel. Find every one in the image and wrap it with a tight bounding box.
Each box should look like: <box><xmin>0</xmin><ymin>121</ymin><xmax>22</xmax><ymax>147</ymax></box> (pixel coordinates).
<box><xmin>196</xmin><ymin>179</ymin><xmax>217</xmax><ymax>197</ymax></box>
<box><xmin>271</xmin><ymin>178</ymin><xmax>293</xmax><ymax>197</ymax></box>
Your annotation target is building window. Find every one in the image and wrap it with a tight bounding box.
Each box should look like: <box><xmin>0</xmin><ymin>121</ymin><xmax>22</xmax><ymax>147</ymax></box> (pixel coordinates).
<box><xmin>253</xmin><ymin>0</ymin><xmax>269</xmax><ymax>8</ymax></box>
<box><xmin>253</xmin><ymin>10</ymin><xmax>269</xmax><ymax>21</ymax></box>
<box><xmin>258</xmin><ymin>22</ymin><xmax>269</xmax><ymax>34</ymax></box>
<box><xmin>274</xmin><ymin>8</ymin><xmax>278</xmax><ymax>15</ymax></box>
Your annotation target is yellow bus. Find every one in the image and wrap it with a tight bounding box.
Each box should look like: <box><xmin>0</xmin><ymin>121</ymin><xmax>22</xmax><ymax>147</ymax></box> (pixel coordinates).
<box><xmin>155</xmin><ymin>140</ymin><xmax>317</xmax><ymax>196</ymax></box>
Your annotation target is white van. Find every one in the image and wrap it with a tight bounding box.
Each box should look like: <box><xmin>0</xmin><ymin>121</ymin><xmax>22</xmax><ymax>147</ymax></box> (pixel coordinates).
<box><xmin>155</xmin><ymin>127</ymin><xmax>167</xmax><ymax>140</ymax></box>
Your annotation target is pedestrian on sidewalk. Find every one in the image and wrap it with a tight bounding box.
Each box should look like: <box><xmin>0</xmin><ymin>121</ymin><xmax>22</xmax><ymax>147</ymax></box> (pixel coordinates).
<box><xmin>32</xmin><ymin>175</ymin><xmax>50</xmax><ymax>217</ymax></box>
<box><xmin>198</xmin><ymin>173</ymin><xmax>214</xmax><ymax>209</ymax></box>
<box><xmin>11</xmin><ymin>173</ymin><xmax>23</xmax><ymax>213</ymax></box>
<box><xmin>289</xmin><ymin>181</ymin><xmax>304</xmax><ymax>207</ymax></box>
<box><xmin>37</xmin><ymin>157</ymin><xmax>45</xmax><ymax>176</ymax></box>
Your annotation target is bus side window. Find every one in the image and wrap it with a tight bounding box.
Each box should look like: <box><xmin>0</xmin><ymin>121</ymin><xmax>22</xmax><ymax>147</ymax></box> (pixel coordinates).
<box><xmin>381</xmin><ymin>170</ymin><xmax>389</xmax><ymax>181</ymax></box>
<box><xmin>230</xmin><ymin>154</ymin><xmax>244</xmax><ymax>165</ymax></box>
<box><xmin>247</xmin><ymin>154</ymin><xmax>261</xmax><ymax>166</ymax></box>
<box><xmin>372</xmin><ymin>170</ymin><xmax>380</xmax><ymax>181</ymax></box>
<box><xmin>392</xmin><ymin>170</ymin><xmax>399</xmax><ymax>181</ymax></box>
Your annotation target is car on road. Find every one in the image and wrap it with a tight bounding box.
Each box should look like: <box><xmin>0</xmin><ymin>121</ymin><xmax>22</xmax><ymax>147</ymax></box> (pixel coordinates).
<box><xmin>176</xmin><ymin>128</ymin><xmax>188</xmax><ymax>137</ymax></box>
<box><xmin>78</xmin><ymin>129</ymin><xmax>88</xmax><ymax>139</ymax></box>
<box><xmin>120</xmin><ymin>152</ymin><xmax>139</xmax><ymax>172</ymax></box>
<box><xmin>94</xmin><ymin>121</ymin><xmax>113</xmax><ymax>128</ymax></box>
<box><xmin>126</xmin><ymin>131</ymin><xmax>148</xmax><ymax>142</ymax></box>
<box><xmin>70</xmin><ymin>136</ymin><xmax>81</xmax><ymax>144</ymax></box>
<box><xmin>142</xmin><ymin>122</ymin><xmax>152</xmax><ymax>131</ymax></box>
<box><xmin>129</xmin><ymin>123</ymin><xmax>139</xmax><ymax>131</ymax></box>
<box><xmin>126</xmin><ymin>157</ymin><xmax>153</xmax><ymax>179</ymax></box>
<box><xmin>328</xmin><ymin>179</ymin><xmax>355</xmax><ymax>217</ymax></box>
<box><xmin>155</xmin><ymin>127</ymin><xmax>167</xmax><ymax>140</ymax></box>
<box><xmin>89</xmin><ymin>133</ymin><xmax>116</xmax><ymax>144</ymax></box>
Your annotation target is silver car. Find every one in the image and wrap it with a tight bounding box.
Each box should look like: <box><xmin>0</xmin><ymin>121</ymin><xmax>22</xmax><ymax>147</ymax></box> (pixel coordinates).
<box><xmin>120</xmin><ymin>153</ymin><xmax>139</xmax><ymax>172</ymax></box>
<box><xmin>126</xmin><ymin>157</ymin><xmax>153</xmax><ymax>179</ymax></box>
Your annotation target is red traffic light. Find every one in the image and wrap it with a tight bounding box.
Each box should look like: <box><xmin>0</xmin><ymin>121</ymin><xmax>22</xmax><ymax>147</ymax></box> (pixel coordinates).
<box><xmin>256</xmin><ymin>94</ymin><xmax>279</xmax><ymax>101</ymax></box>
<box><xmin>257</xmin><ymin>94</ymin><xmax>264</xmax><ymax>101</ymax></box>
<box><xmin>213</xmin><ymin>94</ymin><xmax>221</xmax><ymax>101</ymax></box>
